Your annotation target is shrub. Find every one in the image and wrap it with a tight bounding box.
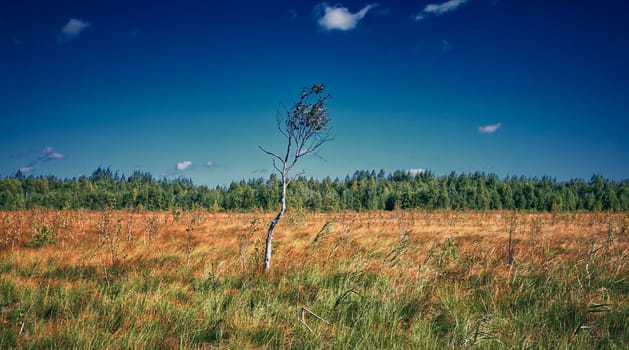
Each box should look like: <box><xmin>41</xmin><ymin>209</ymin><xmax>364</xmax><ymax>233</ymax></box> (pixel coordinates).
<box><xmin>25</xmin><ymin>224</ymin><xmax>55</xmax><ymax>248</ymax></box>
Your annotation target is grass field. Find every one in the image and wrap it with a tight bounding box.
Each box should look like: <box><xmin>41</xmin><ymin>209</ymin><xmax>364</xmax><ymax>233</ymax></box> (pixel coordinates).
<box><xmin>1</xmin><ymin>209</ymin><xmax>628</xmax><ymax>349</ymax></box>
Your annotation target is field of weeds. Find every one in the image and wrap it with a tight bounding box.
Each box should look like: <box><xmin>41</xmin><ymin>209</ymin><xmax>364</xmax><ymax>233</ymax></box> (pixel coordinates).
<box><xmin>1</xmin><ymin>209</ymin><xmax>628</xmax><ymax>349</ymax></box>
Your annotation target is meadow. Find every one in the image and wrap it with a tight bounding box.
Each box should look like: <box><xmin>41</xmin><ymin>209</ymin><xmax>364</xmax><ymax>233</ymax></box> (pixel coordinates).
<box><xmin>1</xmin><ymin>209</ymin><xmax>627</xmax><ymax>349</ymax></box>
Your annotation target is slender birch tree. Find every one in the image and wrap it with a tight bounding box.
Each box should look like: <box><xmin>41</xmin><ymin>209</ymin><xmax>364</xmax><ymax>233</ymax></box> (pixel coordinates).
<box><xmin>259</xmin><ymin>84</ymin><xmax>332</xmax><ymax>272</ymax></box>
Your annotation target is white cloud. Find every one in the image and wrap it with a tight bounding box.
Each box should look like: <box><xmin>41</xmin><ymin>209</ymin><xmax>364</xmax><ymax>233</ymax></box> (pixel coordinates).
<box><xmin>176</xmin><ymin>161</ymin><xmax>192</xmax><ymax>171</ymax></box>
<box><xmin>39</xmin><ymin>146</ymin><xmax>66</xmax><ymax>161</ymax></box>
<box><xmin>17</xmin><ymin>146</ymin><xmax>66</xmax><ymax>174</ymax></box>
<box><xmin>316</xmin><ymin>3</ymin><xmax>378</xmax><ymax>31</ymax></box>
<box><xmin>478</xmin><ymin>122</ymin><xmax>502</xmax><ymax>134</ymax></box>
<box><xmin>408</xmin><ymin>168</ymin><xmax>426</xmax><ymax>176</ymax></box>
<box><xmin>206</xmin><ymin>161</ymin><xmax>215</xmax><ymax>167</ymax></box>
<box><xmin>424</xmin><ymin>0</ymin><xmax>469</xmax><ymax>15</ymax></box>
<box><xmin>58</xmin><ymin>18</ymin><xmax>91</xmax><ymax>41</ymax></box>
<box><xmin>412</xmin><ymin>13</ymin><xmax>425</xmax><ymax>21</ymax></box>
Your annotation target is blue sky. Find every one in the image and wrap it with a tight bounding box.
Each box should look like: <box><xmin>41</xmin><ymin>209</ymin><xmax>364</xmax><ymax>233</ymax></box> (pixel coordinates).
<box><xmin>1</xmin><ymin>0</ymin><xmax>628</xmax><ymax>186</ymax></box>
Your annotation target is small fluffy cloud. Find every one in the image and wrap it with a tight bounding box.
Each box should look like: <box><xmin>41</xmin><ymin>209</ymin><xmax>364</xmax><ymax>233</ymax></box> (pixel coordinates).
<box><xmin>58</xmin><ymin>18</ymin><xmax>91</xmax><ymax>41</ymax></box>
<box><xmin>424</xmin><ymin>0</ymin><xmax>469</xmax><ymax>15</ymax></box>
<box><xmin>206</xmin><ymin>161</ymin><xmax>215</xmax><ymax>167</ymax></box>
<box><xmin>408</xmin><ymin>168</ymin><xmax>426</xmax><ymax>176</ymax></box>
<box><xmin>17</xmin><ymin>146</ymin><xmax>66</xmax><ymax>174</ymax></box>
<box><xmin>414</xmin><ymin>0</ymin><xmax>469</xmax><ymax>20</ymax></box>
<box><xmin>176</xmin><ymin>161</ymin><xmax>192</xmax><ymax>171</ymax></box>
<box><xmin>478</xmin><ymin>122</ymin><xmax>502</xmax><ymax>134</ymax></box>
<box><xmin>316</xmin><ymin>3</ymin><xmax>378</xmax><ymax>31</ymax></box>
<box><xmin>39</xmin><ymin>146</ymin><xmax>66</xmax><ymax>161</ymax></box>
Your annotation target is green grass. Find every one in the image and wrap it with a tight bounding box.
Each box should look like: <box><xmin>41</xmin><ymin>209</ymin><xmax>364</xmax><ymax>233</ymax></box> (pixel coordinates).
<box><xmin>2</xmin><ymin>256</ymin><xmax>626</xmax><ymax>349</ymax></box>
<box><xmin>0</xmin><ymin>211</ymin><xmax>627</xmax><ymax>349</ymax></box>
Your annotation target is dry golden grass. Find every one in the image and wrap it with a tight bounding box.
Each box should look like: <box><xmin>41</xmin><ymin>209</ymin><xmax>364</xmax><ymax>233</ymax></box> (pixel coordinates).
<box><xmin>0</xmin><ymin>209</ymin><xmax>627</xmax><ymax>348</ymax></box>
<box><xmin>1</xmin><ymin>210</ymin><xmax>627</xmax><ymax>297</ymax></box>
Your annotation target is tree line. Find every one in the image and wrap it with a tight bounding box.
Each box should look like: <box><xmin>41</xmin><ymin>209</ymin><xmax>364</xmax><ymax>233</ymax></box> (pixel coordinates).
<box><xmin>0</xmin><ymin>168</ymin><xmax>627</xmax><ymax>212</ymax></box>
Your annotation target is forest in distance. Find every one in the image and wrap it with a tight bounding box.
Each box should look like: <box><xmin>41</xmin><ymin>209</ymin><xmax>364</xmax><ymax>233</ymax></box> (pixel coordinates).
<box><xmin>1</xmin><ymin>167</ymin><xmax>627</xmax><ymax>212</ymax></box>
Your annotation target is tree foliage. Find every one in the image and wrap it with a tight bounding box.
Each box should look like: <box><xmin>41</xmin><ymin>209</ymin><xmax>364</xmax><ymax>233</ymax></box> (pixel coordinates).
<box><xmin>0</xmin><ymin>168</ymin><xmax>628</xmax><ymax>212</ymax></box>
<box><xmin>259</xmin><ymin>83</ymin><xmax>331</xmax><ymax>177</ymax></box>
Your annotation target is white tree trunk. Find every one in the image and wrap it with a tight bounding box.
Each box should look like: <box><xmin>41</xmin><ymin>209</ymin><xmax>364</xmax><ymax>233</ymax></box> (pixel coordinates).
<box><xmin>263</xmin><ymin>179</ymin><xmax>287</xmax><ymax>271</ymax></box>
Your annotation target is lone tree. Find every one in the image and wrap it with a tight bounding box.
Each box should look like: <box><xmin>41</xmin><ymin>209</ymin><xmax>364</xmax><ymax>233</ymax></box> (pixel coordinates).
<box><xmin>259</xmin><ymin>83</ymin><xmax>332</xmax><ymax>272</ymax></box>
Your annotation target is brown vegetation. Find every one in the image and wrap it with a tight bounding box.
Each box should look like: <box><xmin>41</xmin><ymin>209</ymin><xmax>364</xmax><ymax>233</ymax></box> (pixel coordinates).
<box><xmin>1</xmin><ymin>209</ymin><xmax>627</xmax><ymax>348</ymax></box>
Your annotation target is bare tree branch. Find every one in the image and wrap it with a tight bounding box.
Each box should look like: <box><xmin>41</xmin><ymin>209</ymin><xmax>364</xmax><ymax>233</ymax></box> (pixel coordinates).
<box><xmin>276</xmin><ymin>107</ymin><xmax>289</xmax><ymax>138</ymax></box>
<box><xmin>271</xmin><ymin>159</ymin><xmax>282</xmax><ymax>174</ymax></box>
<box><xmin>258</xmin><ymin>145</ymin><xmax>284</xmax><ymax>164</ymax></box>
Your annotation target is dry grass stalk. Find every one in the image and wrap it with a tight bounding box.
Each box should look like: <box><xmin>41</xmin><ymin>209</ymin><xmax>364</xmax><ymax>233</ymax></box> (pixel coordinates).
<box><xmin>298</xmin><ymin>306</ymin><xmax>331</xmax><ymax>333</ymax></box>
